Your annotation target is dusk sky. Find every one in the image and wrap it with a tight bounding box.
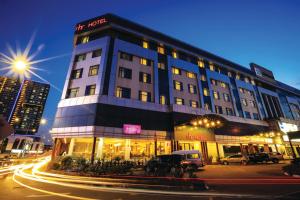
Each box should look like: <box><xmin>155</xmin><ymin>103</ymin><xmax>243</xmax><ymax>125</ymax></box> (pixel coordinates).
<box><xmin>1</xmin><ymin>0</ymin><xmax>300</xmax><ymax>132</ymax></box>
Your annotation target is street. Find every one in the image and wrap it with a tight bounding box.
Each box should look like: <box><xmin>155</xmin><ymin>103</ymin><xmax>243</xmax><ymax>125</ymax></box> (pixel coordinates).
<box><xmin>1</xmin><ymin>158</ymin><xmax>300</xmax><ymax>200</ymax></box>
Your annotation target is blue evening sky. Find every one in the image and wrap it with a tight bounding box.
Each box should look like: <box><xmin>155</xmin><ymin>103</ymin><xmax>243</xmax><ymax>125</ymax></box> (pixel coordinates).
<box><xmin>0</xmin><ymin>0</ymin><xmax>299</xmax><ymax>132</ymax></box>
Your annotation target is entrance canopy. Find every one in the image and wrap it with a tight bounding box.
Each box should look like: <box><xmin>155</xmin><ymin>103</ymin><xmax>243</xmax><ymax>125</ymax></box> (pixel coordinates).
<box><xmin>288</xmin><ymin>131</ymin><xmax>300</xmax><ymax>142</ymax></box>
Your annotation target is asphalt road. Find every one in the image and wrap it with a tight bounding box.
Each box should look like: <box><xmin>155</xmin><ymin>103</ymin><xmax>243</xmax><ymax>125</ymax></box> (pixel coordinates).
<box><xmin>1</xmin><ymin>159</ymin><xmax>300</xmax><ymax>200</ymax></box>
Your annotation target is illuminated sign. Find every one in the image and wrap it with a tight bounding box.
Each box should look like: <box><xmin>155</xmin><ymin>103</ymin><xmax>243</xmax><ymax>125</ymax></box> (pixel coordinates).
<box><xmin>278</xmin><ymin>122</ymin><xmax>298</xmax><ymax>133</ymax></box>
<box><xmin>123</xmin><ymin>124</ymin><xmax>141</xmax><ymax>135</ymax></box>
<box><xmin>174</xmin><ymin>127</ymin><xmax>215</xmax><ymax>141</ymax></box>
<box><xmin>75</xmin><ymin>17</ymin><xmax>108</xmax><ymax>33</ymax></box>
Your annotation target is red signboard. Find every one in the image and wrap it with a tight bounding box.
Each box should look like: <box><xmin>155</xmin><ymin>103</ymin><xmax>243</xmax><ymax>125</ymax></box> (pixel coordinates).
<box><xmin>123</xmin><ymin>124</ymin><xmax>141</xmax><ymax>135</ymax></box>
<box><xmin>75</xmin><ymin>17</ymin><xmax>108</xmax><ymax>33</ymax></box>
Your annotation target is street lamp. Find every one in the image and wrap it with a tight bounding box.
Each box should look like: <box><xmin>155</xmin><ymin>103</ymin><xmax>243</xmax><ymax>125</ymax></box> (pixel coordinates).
<box><xmin>40</xmin><ymin>118</ymin><xmax>47</xmax><ymax>125</ymax></box>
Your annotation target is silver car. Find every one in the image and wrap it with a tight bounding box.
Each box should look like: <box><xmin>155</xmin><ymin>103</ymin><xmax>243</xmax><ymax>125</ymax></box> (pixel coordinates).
<box><xmin>220</xmin><ymin>154</ymin><xmax>249</xmax><ymax>165</ymax></box>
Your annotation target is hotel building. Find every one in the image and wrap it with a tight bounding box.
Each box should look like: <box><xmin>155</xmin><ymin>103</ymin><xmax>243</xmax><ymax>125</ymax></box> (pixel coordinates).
<box><xmin>51</xmin><ymin>14</ymin><xmax>300</xmax><ymax>162</ymax></box>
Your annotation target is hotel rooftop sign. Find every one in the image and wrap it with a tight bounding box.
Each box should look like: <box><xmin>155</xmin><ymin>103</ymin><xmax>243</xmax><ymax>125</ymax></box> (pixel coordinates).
<box><xmin>75</xmin><ymin>16</ymin><xmax>109</xmax><ymax>34</ymax></box>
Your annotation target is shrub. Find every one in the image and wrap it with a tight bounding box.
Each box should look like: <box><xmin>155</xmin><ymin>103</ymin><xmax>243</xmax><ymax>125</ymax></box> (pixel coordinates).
<box><xmin>52</xmin><ymin>162</ymin><xmax>61</xmax><ymax>170</ymax></box>
<box><xmin>75</xmin><ymin>157</ymin><xmax>88</xmax><ymax>172</ymax></box>
<box><xmin>61</xmin><ymin>156</ymin><xmax>73</xmax><ymax>170</ymax></box>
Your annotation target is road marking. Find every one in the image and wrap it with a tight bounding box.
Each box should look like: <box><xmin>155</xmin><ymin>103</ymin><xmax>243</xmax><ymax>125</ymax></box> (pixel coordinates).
<box><xmin>26</xmin><ymin>193</ymin><xmax>70</xmax><ymax>197</ymax></box>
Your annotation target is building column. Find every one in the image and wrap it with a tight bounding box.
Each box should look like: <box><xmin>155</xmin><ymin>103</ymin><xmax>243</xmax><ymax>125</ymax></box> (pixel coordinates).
<box><xmin>68</xmin><ymin>138</ymin><xmax>75</xmax><ymax>156</ymax></box>
<box><xmin>96</xmin><ymin>137</ymin><xmax>104</xmax><ymax>160</ymax></box>
<box><xmin>154</xmin><ymin>139</ymin><xmax>157</xmax><ymax>156</ymax></box>
<box><xmin>90</xmin><ymin>137</ymin><xmax>97</xmax><ymax>164</ymax></box>
<box><xmin>124</xmin><ymin>139</ymin><xmax>131</xmax><ymax>160</ymax></box>
<box><xmin>51</xmin><ymin>138</ymin><xmax>58</xmax><ymax>161</ymax></box>
<box><xmin>216</xmin><ymin>142</ymin><xmax>220</xmax><ymax>159</ymax></box>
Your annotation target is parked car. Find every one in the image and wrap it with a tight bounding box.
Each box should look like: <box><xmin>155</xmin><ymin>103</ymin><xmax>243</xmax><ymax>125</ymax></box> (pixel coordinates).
<box><xmin>172</xmin><ymin>150</ymin><xmax>205</xmax><ymax>170</ymax></box>
<box><xmin>268</xmin><ymin>152</ymin><xmax>284</xmax><ymax>163</ymax></box>
<box><xmin>144</xmin><ymin>154</ymin><xmax>184</xmax><ymax>177</ymax></box>
<box><xmin>220</xmin><ymin>154</ymin><xmax>249</xmax><ymax>165</ymax></box>
<box><xmin>248</xmin><ymin>152</ymin><xmax>271</xmax><ymax>163</ymax></box>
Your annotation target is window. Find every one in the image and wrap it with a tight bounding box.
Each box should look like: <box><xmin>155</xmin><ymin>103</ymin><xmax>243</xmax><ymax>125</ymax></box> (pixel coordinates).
<box><xmin>157</xmin><ymin>46</ymin><xmax>165</xmax><ymax>54</ymax></box>
<box><xmin>175</xmin><ymin>97</ymin><xmax>184</xmax><ymax>105</ymax></box>
<box><xmin>81</xmin><ymin>36</ymin><xmax>89</xmax><ymax>44</ymax></box>
<box><xmin>203</xmin><ymin>88</ymin><xmax>209</xmax><ymax>96</ymax></box>
<box><xmin>204</xmin><ymin>103</ymin><xmax>210</xmax><ymax>111</ymax></box>
<box><xmin>213</xmin><ymin>91</ymin><xmax>220</xmax><ymax>100</ymax></box>
<box><xmin>188</xmin><ymin>84</ymin><xmax>197</xmax><ymax>94</ymax></box>
<box><xmin>74</xmin><ymin>54</ymin><xmax>86</xmax><ymax>62</ymax></box>
<box><xmin>228</xmin><ymin>71</ymin><xmax>232</xmax><ymax>77</ymax></box>
<box><xmin>190</xmin><ymin>100</ymin><xmax>198</xmax><ymax>108</ymax></box>
<box><xmin>158</xmin><ymin>62</ymin><xmax>165</xmax><ymax>70</ymax></box>
<box><xmin>139</xmin><ymin>72</ymin><xmax>151</xmax><ymax>83</ymax></box>
<box><xmin>116</xmin><ymin>87</ymin><xmax>131</xmax><ymax>99</ymax></box>
<box><xmin>142</xmin><ymin>41</ymin><xmax>148</xmax><ymax>49</ymax></box>
<box><xmin>186</xmin><ymin>72</ymin><xmax>195</xmax><ymax>79</ymax></box>
<box><xmin>89</xmin><ymin>65</ymin><xmax>99</xmax><ymax>76</ymax></box>
<box><xmin>198</xmin><ymin>60</ymin><xmax>205</xmax><ymax>68</ymax></box>
<box><xmin>220</xmin><ymin>82</ymin><xmax>226</xmax><ymax>88</ymax></box>
<box><xmin>249</xmin><ymin>100</ymin><xmax>256</xmax><ymax>107</ymax></box>
<box><xmin>85</xmin><ymin>85</ymin><xmax>96</xmax><ymax>96</ymax></box>
<box><xmin>120</xmin><ymin>52</ymin><xmax>133</xmax><ymax>61</ymax></box>
<box><xmin>241</xmin><ymin>99</ymin><xmax>248</xmax><ymax>106</ymax></box>
<box><xmin>174</xmin><ymin>81</ymin><xmax>183</xmax><ymax>91</ymax></box>
<box><xmin>226</xmin><ymin>108</ymin><xmax>234</xmax><ymax>116</ymax></box>
<box><xmin>223</xmin><ymin>93</ymin><xmax>231</xmax><ymax>102</ymax></box>
<box><xmin>139</xmin><ymin>91</ymin><xmax>151</xmax><ymax>102</ymax></box>
<box><xmin>209</xmin><ymin>63</ymin><xmax>215</xmax><ymax>71</ymax></box>
<box><xmin>251</xmin><ymin>79</ymin><xmax>256</xmax><ymax>85</ymax></box>
<box><xmin>244</xmin><ymin>77</ymin><xmax>249</xmax><ymax>83</ymax></box>
<box><xmin>172</xmin><ymin>51</ymin><xmax>178</xmax><ymax>58</ymax></box>
<box><xmin>71</xmin><ymin>69</ymin><xmax>83</xmax><ymax>79</ymax></box>
<box><xmin>245</xmin><ymin>111</ymin><xmax>251</xmax><ymax>119</ymax></box>
<box><xmin>172</xmin><ymin>67</ymin><xmax>181</xmax><ymax>75</ymax></box>
<box><xmin>119</xmin><ymin>67</ymin><xmax>132</xmax><ymax>79</ymax></box>
<box><xmin>92</xmin><ymin>49</ymin><xmax>102</xmax><ymax>58</ymax></box>
<box><xmin>160</xmin><ymin>95</ymin><xmax>166</xmax><ymax>105</ymax></box>
<box><xmin>239</xmin><ymin>88</ymin><xmax>244</xmax><ymax>94</ymax></box>
<box><xmin>211</xmin><ymin>79</ymin><xmax>217</xmax><ymax>86</ymax></box>
<box><xmin>215</xmin><ymin>105</ymin><xmax>223</xmax><ymax>114</ymax></box>
<box><xmin>140</xmin><ymin>58</ymin><xmax>147</xmax><ymax>65</ymax></box>
<box><xmin>247</xmin><ymin>90</ymin><xmax>253</xmax><ymax>97</ymax></box>
<box><xmin>253</xmin><ymin>113</ymin><xmax>259</xmax><ymax>120</ymax></box>
<box><xmin>66</xmin><ymin>88</ymin><xmax>79</xmax><ymax>98</ymax></box>
<box><xmin>236</xmin><ymin>74</ymin><xmax>240</xmax><ymax>80</ymax></box>
<box><xmin>201</xmin><ymin>75</ymin><xmax>206</xmax><ymax>81</ymax></box>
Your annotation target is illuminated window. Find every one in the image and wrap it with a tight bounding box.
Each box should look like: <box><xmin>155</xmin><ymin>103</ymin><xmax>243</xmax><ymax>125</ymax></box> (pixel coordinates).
<box><xmin>172</xmin><ymin>51</ymin><xmax>178</xmax><ymax>58</ymax></box>
<box><xmin>116</xmin><ymin>87</ymin><xmax>131</xmax><ymax>99</ymax></box>
<box><xmin>239</xmin><ymin>88</ymin><xmax>244</xmax><ymax>93</ymax></box>
<box><xmin>190</xmin><ymin>100</ymin><xmax>198</xmax><ymax>108</ymax></box>
<box><xmin>213</xmin><ymin>91</ymin><xmax>219</xmax><ymax>99</ymax></box>
<box><xmin>174</xmin><ymin>81</ymin><xmax>183</xmax><ymax>91</ymax></box>
<box><xmin>66</xmin><ymin>88</ymin><xmax>79</xmax><ymax>98</ymax></box>
<box><xmin>158</xmin><ymin>62</ymin><xmax>166</xmax><ymax>70</ymax></box>
<box><xmin>241</xmin><ymin>98</ymin><xmax>247</xmax><ymax>106</ymax></box>
<box><xmin>204</xmin><ymin>103</ymin><xmax>210</xmax><ymax>110</ymax></box>
<box><xmin>172</xmin><ymin>67</ymin><xmax>181</xmax><ymax>75</ymax></box>
<box><xmin>220</xmin><ymin>82</ymin><xmax>226</xmax><ymax>88</ymax></box>
<box><xmin>249</xmin><ymin>100</ymin><xmax>256</xmax><ymax>107</ymax></box>
<box><xmin>92</xmin><ymin>49</ymin><xmax>102</xmax><ymax>58</ymax></box>
<box><xmin>139</xmin><ymin>91</ymin><xmax>151</xmax><ymax>102</ymax></box>
<box><xmin>89</xmin><ymin>65</ymin><xmax>99</xmax><ymax>76</ymax></box>
<box><xmin>236</xmin><ymin>74</ymin><xmax>240</xmax><ymax>80</ymax></box>
<box><xmin>157</xmin><ymin>46</ymin><xmax>165</xmax><ymax>54</ymax></box>
<box><xmin>119</xmin><ymin>67</ymin><xmax>132</xmax><ymax>79</ymax></box>
<box><xmin>203</xmin><ymin>88</ymin><xmax>209</xmax><ymax>96</ymax></box>
<box><xmin>160</xmin><ymin>95</ymin><xmax>166</xmax><ymax>105</ymax></box>
<box><xmin>175</xmin><ymin>97</ymin><xmax>184</xmax><ymax>105</ymax></box>
<box><xmin>201</xmin><ymin>75</ymin><xmax>206</xmax><ymax>81</ymax></box>
<box><xmin>139</xmin><ymin>72</ymin><xmax>151</xmax><ymax>84</ymax></box>
<box><xmin>223</xmin><ymin>93</ymin><xmax>230</xmax><ymax>102</ymax></box>
<box><xmin>142</xmin><ymin>41</ymin><xmax>148</xmax><ymax>49</ymax></box>
<box><xmin>226</xmin><ymin>108</ymin><xmax>234</xmax><ymax>116</ymax></box>
<box><xmin>85</xmin><ymin>85</ymin><xmax>96</xmax><ymax>96</ymax></box>
<box><xmin>81</xmin><ymin>36</ymin><xmax>89</xmax><ymax>44</ymax></box>
<box><xmin>209</xmin><ymin>63</ymin><xmax>215</xmax><ymax>71</ymax></box>
<box><xmin>198</xmin><ymin>60</ymin><xmax>205</xmax><ymax>68</ymax></box>
<box><xmin>215</xmin><ymin>105</ymin><xmax>223</xmax><ymax>114</ymax></box>
<box><xmin>71</xmin><ymin>69</ymin><xmax>83</xmax><ymax>79</ymax></box>
<box><xmin>188</xmin><ymin>84</ymin><xmax>197</xmax><ymax>94</ymax></box>
<box><xmin>140</xmin><ymin>58</ymin><xmax>147</xmax><ymax>65</ymax></box>
<box><xmin>186</xmin><ymin>72</ymin><xmax>195</xmax><ymax>79</ymax></box>
<box><xmin>251</xmin><ymin>79</ymin><xmax>255</xmax><ymax>85</ymax></box>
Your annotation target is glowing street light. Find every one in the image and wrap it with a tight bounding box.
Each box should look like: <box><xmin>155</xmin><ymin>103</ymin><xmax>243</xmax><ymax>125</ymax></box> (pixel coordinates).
<box><xmin>40</xmin><ymin>118</ymin><xmax>47</xmax><ymax>125</ymax></box>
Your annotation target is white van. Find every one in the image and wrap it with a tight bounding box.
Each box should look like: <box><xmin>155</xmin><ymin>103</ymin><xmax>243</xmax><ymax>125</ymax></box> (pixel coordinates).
<box><xmin>172</xmin><ymin>150</ymin><xmax>205</xmax><ymax>170</ymax></box>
